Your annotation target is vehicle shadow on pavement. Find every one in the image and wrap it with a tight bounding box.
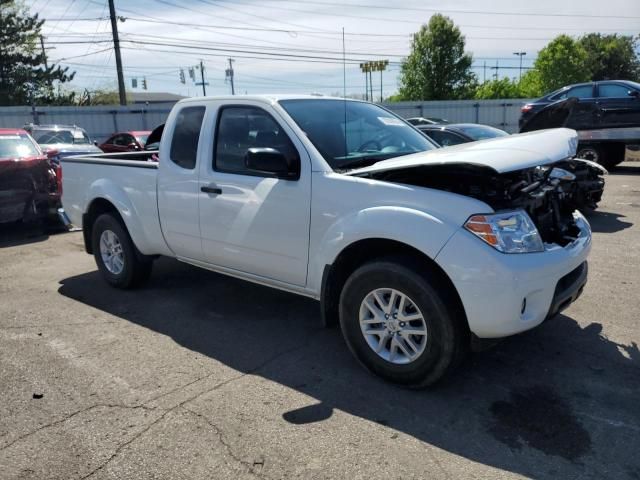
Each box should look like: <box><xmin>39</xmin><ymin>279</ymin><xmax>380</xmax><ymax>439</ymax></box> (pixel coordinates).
<box><xmin>0</xmin><ymin>221</ymin><xmax>50</xmax><ymax>248</ymax></box>
<box><xmin>611</xmin><ymin>163</ymin><xmax>640</xmax><ymax>176</ymax></box>
<box><xmin>585</xmin><ymin>210</ymin><xmax>633</xmax><ymax>233</ymax></box>
<box><xmin>58</xmin><ymin>259</ymin><xmax>640</xmax><ymax>479</ymax></box>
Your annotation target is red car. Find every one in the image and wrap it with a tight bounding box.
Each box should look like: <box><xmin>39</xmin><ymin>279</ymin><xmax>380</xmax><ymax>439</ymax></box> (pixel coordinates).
<box><xmin>99</xmin><ymin>130</ymin><xmax>151</xmax><ymax>153</ymax></box>
<box><xmin>0</xmin><ymin>129</ymin><xmax>62</xmax><ymax>224</ymax></box>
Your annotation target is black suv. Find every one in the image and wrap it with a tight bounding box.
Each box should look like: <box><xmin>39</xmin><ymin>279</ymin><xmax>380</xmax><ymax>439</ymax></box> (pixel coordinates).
<box><xmin>519</xmin><ymin>80</ymin><xmax>640</xmax><ymax>129</ymax></box>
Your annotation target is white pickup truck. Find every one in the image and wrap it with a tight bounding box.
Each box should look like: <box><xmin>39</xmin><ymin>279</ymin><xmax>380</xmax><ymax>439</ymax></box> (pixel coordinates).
<box><xmin>62</xmin><ymin>95</ymin><xmax>591</xmax><ymax>386</ymax></box>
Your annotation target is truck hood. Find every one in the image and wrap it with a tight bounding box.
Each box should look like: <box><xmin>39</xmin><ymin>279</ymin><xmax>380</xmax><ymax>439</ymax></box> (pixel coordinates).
<box><xmin>346</xmin><ymin>128</ymin><xmax>578</xmax><ymax>176</ymax></box>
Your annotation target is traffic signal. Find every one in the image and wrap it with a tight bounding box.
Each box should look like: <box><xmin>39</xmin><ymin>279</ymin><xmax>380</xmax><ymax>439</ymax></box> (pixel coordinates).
<box><xmin>131</xmin><ymin>78</ymin><xmax>138</xmax><ymax>88</ymax></box>
<box><xmin>142</xmin><ymin>78</ymin><xmax>147</xmax><ymax>90</ymax></box>
<box><xmin>179</xmin><ymin>69</ymin><xmax>185</xmax><ymax>84</ymax></box>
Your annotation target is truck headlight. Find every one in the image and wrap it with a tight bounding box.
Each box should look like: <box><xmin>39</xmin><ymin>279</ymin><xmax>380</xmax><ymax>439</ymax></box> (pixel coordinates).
<box><xmin>464</xmin><ymin>210</ymin><xmax>544</xmax><ymax>253</ymax></box>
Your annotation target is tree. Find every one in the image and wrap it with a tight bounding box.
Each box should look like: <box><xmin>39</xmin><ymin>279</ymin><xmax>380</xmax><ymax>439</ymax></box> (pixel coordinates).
<box><xmin>0</xmin><ymin>0</ymin><xmax>75</xmax><ymax>105</ymax></box>
<box><xmin>579</xmin><ymin>33</ymin><xmax>640</xmax><ymax>81</ymax></box>
<box><xmin>474</xmin><ymin>78</ymin><xmax>527</xmax><ymax>99</ymax></box>
<box><xmin>78</xmin><ymin>89</ymin><xmax>130</xmax><ymax>106</ymax></box>
<box><xmin>530</xmin><ymin>35</ymin><xmax>590</xmax><ymax>94</ymax></box>
<box><xmin>398</xmin><ymin>14</ymin><xmax>476</xmax><ymax>100</ymax></box>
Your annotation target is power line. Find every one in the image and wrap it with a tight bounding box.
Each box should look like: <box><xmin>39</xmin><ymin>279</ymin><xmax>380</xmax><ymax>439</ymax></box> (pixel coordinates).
<box><xmin>214</xmin><ymin>0</ymin><xmax>640</xmax><ymax>20</ymax></box>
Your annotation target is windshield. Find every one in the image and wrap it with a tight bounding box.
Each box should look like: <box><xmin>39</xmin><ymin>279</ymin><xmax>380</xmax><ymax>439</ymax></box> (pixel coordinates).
<box><xmin>456</xmin><ymin>125</ymin><xmax>509</xmax><ymax>140</ymax></box>
<box><xmin>0</xmin><ymin>134</ymin><xmax>41</xmax><ymax>158</ymax></box>
<box><xmin>136</xmin><ymin>135</ymin><xmax>149</xmax><ymax>145</ymax></box>
<box><xmin>279</xmin><ymin>99</ymin><xmax>436</xmax><ymax>170</ymax></box>
<box><xmin>33</xmin><ymin>129</ymin><xmax>91</xmax><ymax>145</ymax></box>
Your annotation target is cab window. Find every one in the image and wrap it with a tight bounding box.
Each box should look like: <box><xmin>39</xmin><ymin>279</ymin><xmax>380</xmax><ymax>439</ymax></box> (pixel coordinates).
<box><xmin>169</xmin><ymin>106</ymin><xmax>205</xmax><ymax>170</ymax></box>
<box><xmin>214</xmin><ymin>106</ymin><xmax>298</xmax><ymax>175</ymax></box>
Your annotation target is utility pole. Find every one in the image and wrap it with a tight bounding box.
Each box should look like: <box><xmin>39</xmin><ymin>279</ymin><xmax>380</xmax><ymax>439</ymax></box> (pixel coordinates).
<box><xmin>513</xmin><ymin>51</ymin><xmax>527</xmax><ymax>81</ymax></box>
<box><xmin>40</xmin><ymin>35</ymin><xmax>49</xmax><ymax>72</ymax></box>
<box><xmin>483</xmin><ymin>61</ymin><xmax>486</xmax><ymax>83</ymax></box>
<box><xmin>225</xmin><ymin>58</ymin><xmax>235</xmax><ymax>95</ymax></box>
<box><xmin>491</xmin><ymin>60</ymin><xmax>499</xmax><ymax>80</ymax></box>
<box><xmin>199</xmin><ymin>60</ymin><xmax>206</xmax><ymax>96</ymax></box>
<box><xmin>40</xmin><ymin>35</ymin><xmax>52</xmax><ymax>89</ymax></box>
<box><xmin>108</xmin><ymin>0</ymin><xmax>126</xmax><ymax>105</ymax></box>
<box><xmin>194</xmin><ymin>61</ymin><xmax>209</xmax><ymax>96</ymax></box>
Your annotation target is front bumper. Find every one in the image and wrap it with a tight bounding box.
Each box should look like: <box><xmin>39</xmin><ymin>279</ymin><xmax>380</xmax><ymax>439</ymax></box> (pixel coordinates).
<box><xmin>435</xmin><ymin>211</ymin><xmax>591</xmax><ymax>338</ymax></box>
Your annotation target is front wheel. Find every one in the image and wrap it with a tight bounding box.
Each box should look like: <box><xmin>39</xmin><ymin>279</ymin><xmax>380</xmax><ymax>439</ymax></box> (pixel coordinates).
<box><xmin>91</xmin><ymin>213</ymin><xmax>152</xmax><ymax>288</ymax></box>
<box><xmin>339</xmin><ymin>257</ymin><xmax>467</xmax><ymax>388</ymax></box>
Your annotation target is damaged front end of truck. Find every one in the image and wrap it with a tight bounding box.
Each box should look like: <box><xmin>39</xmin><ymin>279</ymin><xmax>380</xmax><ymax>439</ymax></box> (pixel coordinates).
<box><xmin>346</xmin><ymin>128</ymin><xmax>597</xmax><ymax>247</ymax></box>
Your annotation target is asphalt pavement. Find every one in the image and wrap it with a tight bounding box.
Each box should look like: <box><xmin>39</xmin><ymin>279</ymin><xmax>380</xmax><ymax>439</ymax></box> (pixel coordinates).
<box><xmin>0</xmin><ymin>164</ymin><xmax>639</xmax><ymax>479</ymax></box>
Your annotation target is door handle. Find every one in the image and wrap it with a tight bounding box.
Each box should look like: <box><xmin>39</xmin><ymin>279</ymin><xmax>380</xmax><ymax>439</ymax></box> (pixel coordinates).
<box><xmin>201</xmin><ymin>185</ymin><xmax>222</xmax><ymax>195</ymax></box>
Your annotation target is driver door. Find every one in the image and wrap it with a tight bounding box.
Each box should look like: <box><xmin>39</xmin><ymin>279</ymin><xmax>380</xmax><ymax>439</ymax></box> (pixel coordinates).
<box><xmin>198</xmin><ymin>103</ymin><xmax>311</xmax><ymax>287</ymax></box>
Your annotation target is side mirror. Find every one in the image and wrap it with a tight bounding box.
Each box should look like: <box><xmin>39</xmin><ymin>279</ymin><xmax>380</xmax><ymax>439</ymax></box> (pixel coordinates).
<box><xmin>93</xmin><ymin>141</ymin><xmax>98</xmax><ymax>146</ymax></box>
<box><xmin>245</xmin><ymin>148</ymin><xmax>299</xmax><ymax>179</ymax></box>
<box><xmin>127</xmin><ymin>143</ymin><xmax>140</xmax><ymax>151</ymax></box>
<box><xmin>628</xmin><ymin>90</ymin><xmax>640</xmax><ymax>99</ymax></box>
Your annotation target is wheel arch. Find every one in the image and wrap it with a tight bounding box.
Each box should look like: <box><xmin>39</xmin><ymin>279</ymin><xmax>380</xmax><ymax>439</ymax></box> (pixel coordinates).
<box><xmin>82</xmin><ymin>197</ymin><xmax>125</xmax><ymax>254</ymax></box>
<box><xmin>320</xmin><ymin>238</ymin><xmax>468</xmax><ymax>334</ymax></box>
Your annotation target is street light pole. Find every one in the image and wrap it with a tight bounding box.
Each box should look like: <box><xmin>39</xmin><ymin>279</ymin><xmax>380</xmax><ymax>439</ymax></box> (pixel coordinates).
<box><xmin>513</xmin><ymin>52</ymin><xmax>526</xmax><ymax>81</ymax></box>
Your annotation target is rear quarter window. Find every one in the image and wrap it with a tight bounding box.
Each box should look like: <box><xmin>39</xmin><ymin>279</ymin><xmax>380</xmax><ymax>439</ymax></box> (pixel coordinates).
<box><xmin>169</xmin><ymin>106</ymin><xmax>206</xmax><ymax>169</ymax></box>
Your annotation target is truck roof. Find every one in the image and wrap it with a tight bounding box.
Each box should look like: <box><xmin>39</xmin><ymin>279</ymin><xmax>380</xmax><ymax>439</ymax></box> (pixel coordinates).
<box><xmin>176</xmin><ymin>94</ymin><xmax>363</xmax><ymax>105</ymax></box>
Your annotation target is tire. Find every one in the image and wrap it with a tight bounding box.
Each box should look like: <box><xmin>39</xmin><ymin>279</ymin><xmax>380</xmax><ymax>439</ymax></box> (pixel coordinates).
<box><xmin>339</xmin><ymin>256</ymin><xmax>467</xmax><ymax>388</ymax></box>
<box><xmin>91</xmin><ymin>213</ymin><xmax>152</xmax><ymax>288</ymax></box>
<box><xmin>576</xmin><ymin>144</ymin><xmax>604</xmax><ymax>164</ymax></box>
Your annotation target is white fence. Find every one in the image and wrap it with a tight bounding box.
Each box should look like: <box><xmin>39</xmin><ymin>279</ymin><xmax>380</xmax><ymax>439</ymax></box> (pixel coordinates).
<box><xmin>384</xmin><ymin>98</ymin><xmax>533</xmax><ymax>133</ymax></box>
<box><xmin>0</xmin><ymin>98</ymin><xmax>532</xmax><ymax>142</ymax></box>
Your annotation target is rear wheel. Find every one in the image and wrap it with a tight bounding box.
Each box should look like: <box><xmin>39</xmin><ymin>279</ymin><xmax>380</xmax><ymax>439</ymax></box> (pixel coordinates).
<box><xmin>339</xmin><ymin>256</ymin><xmax>467</xmax><ymax>388</ymax></box>
<box><xmin>576</xmin><ymin>142</ymin><xmax>625</xmax><ymax>170</ymax></box>
<box><xmin>576</xmin><ymin>144</ymin><xmax>603</xmax><ymax>164</ymax></box>
<box><xmin>91</xmin><ymin>213</ymin><xmax>152</xmax><ymax>288</ymax></box>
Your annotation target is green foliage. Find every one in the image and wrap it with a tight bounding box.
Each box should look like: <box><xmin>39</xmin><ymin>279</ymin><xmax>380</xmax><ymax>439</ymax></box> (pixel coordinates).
<box><xmin>398</xmin><ymin>14</ymin><xmax>476</xmax><ymax>101</ymax></box>
<box><xmin>474</xmin><ymin>78</ymin><xmax>528</xmax><ymax>99</ymax></box>
<box><xmin>579</xmin><ymin>33</ymin><xmax>640</xmax><ymax>81</ymax></box>
<box><xmin>532</xmin><ymin>35</ymin><xmax>590</xmax><ymax>94</ymax></box>
<box><xmin>78</xmin><ymin>89</ymin><xmax>130</xmax><ymax>106</ymax></box>
<box><xmin>0</xmin><ymin>0</ymin><xmax>76</xmax><ymax>105</ymax></box>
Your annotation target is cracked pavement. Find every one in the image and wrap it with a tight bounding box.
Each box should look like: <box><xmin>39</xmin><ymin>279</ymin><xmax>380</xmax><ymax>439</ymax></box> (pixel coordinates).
<box><xmin>1</xmin><ymin>164</ymin><xmax>639</xmax><ymax>479</ymax></box>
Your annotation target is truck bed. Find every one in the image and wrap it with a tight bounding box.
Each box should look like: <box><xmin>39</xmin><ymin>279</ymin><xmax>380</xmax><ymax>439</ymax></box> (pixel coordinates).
<box><xmin>60</xmin><ymin>152</ymin><xmax>169</xmax><ymax>256</ymax></box>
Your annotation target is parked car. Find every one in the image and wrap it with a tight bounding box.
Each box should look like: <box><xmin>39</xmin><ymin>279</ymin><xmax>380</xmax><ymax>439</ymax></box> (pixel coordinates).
<box><xmin>0</xmin><ymin>129</ymin><xmax>61</xmax><ymax>223</ymax></box>
<box><xmin>519</xmin><ymin>80</ymin><xmax>640</xmax><ymax>128</ymax></box>
<box><xmin>520</xmin><ymin>83</ymin><xmax>640</xmax><ymax>169</ymax></box>
<box><xmin>99</xmin><ymin>131</ymin><xmax>152</xmax><ymax>153</ymax></box>
<box><xmin>418</xmin><ymin>123</ymin><xmax>605</xmax><ymax>210</ymax></box>
<box><xmin>61</xmin><ymin>96</ymin><xmax>590</xmax><ymax>387</ymax></box>
<box><xmin>417</xmin><ymin>123</ymin><xmax>509</xmax><ymax>146</ymax></box>
<box><xmin>23</xmin><ymin>124</ymin><xmax>103</xmax><ymax>161</ymax></box>
<box><xmin>406</xmin><ymin>117</ymin><xmax>450</xmax><ymax>126</ymax></box>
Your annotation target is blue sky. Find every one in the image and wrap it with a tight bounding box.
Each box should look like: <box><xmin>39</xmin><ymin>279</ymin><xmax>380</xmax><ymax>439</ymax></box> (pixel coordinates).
<box><xmin>28</xmin><ymin>0</ymin><xmax>640</xmax><ymax>98</ymax></box>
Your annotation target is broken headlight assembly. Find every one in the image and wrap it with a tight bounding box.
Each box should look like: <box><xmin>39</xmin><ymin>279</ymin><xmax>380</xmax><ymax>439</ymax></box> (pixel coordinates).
<box><xmin>464</xmin><ymin>210</ymin><xmax>545</xmax><ymax>253</ymax></box>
